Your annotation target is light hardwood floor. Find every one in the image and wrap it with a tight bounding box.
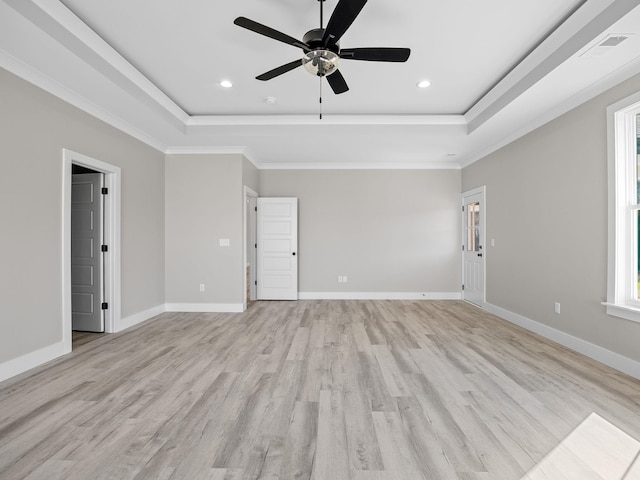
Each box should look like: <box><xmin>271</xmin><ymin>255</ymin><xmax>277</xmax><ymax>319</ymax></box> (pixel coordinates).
<box><xmin>1</xmin><ymin>300</ymin><xmax>640</xmax><ymax>479</ymax></box>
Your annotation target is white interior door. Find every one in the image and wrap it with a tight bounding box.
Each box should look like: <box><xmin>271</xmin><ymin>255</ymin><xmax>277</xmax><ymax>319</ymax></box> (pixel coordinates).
<box><xmin>462</xmin><ymin>188</ymin><xmax>485</xmax><ymax>306</ymax></box>
<box><xmin>257</xmin><ymin>197</ymin><xmax>298</xmax><ymax>300</ymax></box>
<box><xmin>71</xmin><ymin>173</ymin><xmax>104</xmax><ymax>332</ymax></box>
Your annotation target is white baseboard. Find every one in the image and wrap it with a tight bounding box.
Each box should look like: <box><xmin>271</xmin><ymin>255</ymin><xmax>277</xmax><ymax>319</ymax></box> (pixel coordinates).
<box><xmin>0</xmin><ymin>340</ymin><xmax>69</xmax><ymax>384</ymax></box>
<box><xmin>298</xmin><ymin>292</ymin><xmax>462</xmax><ymax>300</ymax></box>
<box><xmin>484</xmin><ymin>303</ymin><xmax>640</xmax><ymax>381</ymax></box>
<box><xmin>165</xmin><ymin>303</ymin><xmax>245</xmax><ymax>313</ymax></box>
<box><xmin>117</xmin><ymin>304</ymin><xmax>166</xmax><ymax>332</ymax></box>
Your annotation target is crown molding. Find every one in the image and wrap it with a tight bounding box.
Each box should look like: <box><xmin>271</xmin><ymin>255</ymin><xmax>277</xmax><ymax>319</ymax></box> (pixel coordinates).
<box><xmin>164</xmin><ymin>146</ymin><xmax>264</xmax><ymax>169</ymax></box>
<box><xmin>465</xmin><ymin>0</ymin><xmax>640</xmax><ymax>133</ymax></box>
<box><xmin>259</xmin><ymin>161</ymin><xmax>461</xmax><ymax>170</ymax></box>
<box><xmin>186</xmin><ymin>114</ymin><xmax>467</xmax><ymax>128</ymax></box>
<box><xmin>0</xmin><ymin>48</ymin><xmax>168</xmax><ymax>152</ymax></box>
<box><xmin>4</xmin><ymin>0</ymin><xmax>189</xmax><ymax>128</ymax></box>
<box><xmin>459</xmin><ymin>56</ymin><xmax>640</xmax><ymax>169</ymax></box>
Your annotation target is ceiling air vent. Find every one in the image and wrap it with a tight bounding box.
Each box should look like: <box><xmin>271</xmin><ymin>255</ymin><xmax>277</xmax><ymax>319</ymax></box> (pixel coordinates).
<box><xmin>580</xmin><ymin>34</ymin><xmax>631</xmax><ymax>58</ymax></box>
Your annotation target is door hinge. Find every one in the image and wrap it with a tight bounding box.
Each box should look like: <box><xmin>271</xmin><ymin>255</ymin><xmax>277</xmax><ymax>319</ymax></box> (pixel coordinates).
<box><xmin>101</xmin><ymin>302</ymin><xmax>109</xmax><ymax>310</ymax></box>
<box><xmin>462</xmin><ymin>205</ymin><xmax>464</xmax><ymax>212</ymax></box>
<box><xmin>255</xmin><ymin>206</ymin><xmax>257</xmax><ymax>212</ymax></box>
<box><xmin>254</xmin><ymin>281</ymin><xmax>257</xmax><ymax>286</ymax></box>
<box><xmin>462</xmin><ymin>285</ymin><xmax>465</xmax><ymax>291</ymax></box>
<box><xmin>101</xmin><ymin>245</ymin><xmax>108</xmax><ymax>252</ymax></box>
<box><xmin>462</xmin><ymin>245</ymin><xmax>464</xmax><ymax>251</ymax></box>
<box><xmin>101</xmin><ymin>187</ymin><xmax>108</xmax><ymax>195</ymax></box>
<box><xmin>254</xmin><ymin>243</ymin><xmax>257</xmax><ymax>249</ymax></box>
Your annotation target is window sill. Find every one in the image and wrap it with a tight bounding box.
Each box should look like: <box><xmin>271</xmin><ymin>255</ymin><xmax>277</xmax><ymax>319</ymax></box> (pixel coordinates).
<box><xmin>602</xmin><ymin>302</ymin><xmax>640</xmax><ymax>324</ymax></box>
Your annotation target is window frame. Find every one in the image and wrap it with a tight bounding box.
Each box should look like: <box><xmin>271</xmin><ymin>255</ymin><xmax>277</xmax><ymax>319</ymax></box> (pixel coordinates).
<box><xmin>605</xmin><ymin>91</ymin><xmax>640</xmax><ymax>322</ymax></box>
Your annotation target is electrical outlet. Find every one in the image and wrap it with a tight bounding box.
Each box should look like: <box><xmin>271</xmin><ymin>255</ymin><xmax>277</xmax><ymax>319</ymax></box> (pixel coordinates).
<box><xmin>554</xmin><ymin>302</ymin><xmax>561</xmax><ymax>314</ymax></box>
<box><xmin>200</xmin><ymin>284</ymin><xmax>205</xmax><ymax>292</ymax></box>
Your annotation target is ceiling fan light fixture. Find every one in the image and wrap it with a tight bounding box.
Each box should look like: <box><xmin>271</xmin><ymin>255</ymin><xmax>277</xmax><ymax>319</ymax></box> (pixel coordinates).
<box><xmin>417</xmin><ymin>80</ymin><xmax>431</xmax><ymax>89</ymax></box>
<box><xmin>219</xmin><ymin>80</ymin><xmax>233</xmax><ymax>88</ymax></box>
<box><xmin>302</xmin><ymin>50</ymin><xmax>340</xmax><ymax>77</ymax></box>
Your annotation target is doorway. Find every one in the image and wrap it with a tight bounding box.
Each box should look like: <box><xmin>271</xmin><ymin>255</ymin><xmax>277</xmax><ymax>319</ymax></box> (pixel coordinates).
<box><xmin>63</xmin><ymin>149</ymin><xmax>121</xmax><ymax>352</ymax></box>
<box><xmin>244</xmin><ymin>186</ymin><xmax>259</xmax><ymax>307</ymax></box>
<box><xmin>462</xmin><ymin>186</ymin><xmax>486</xmax><ymax>307</ymax></box>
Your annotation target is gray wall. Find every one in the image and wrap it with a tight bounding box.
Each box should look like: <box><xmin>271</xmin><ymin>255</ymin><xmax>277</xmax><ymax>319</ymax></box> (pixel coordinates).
<box><xmin>462</xmin><ymin>72</ymin><xmax>640</xmax><ymax>362</ymax></box>
<box><xmin>0</xmin><ymin>67</ymin><xmax>165</xmax><ymax>364</ymax></box>
<box><xmin>165</xmin><ymin>154</ymin><xmax>246</xmax><ymax>305</ymax></box>
<box><xmin>242</xmin><ymin>157</ymin><xmax>259</xmax><ymax>193</ymax></box>
<box><xmin>260</xmin><ymin>169</ymin><xmax>461</xmax><ymax>294</ymax></box>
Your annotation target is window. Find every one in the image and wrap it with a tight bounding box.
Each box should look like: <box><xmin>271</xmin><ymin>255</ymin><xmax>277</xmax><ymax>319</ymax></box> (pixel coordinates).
<box><xmin>605</xmin><ymin>93</ymin><xmax>640</xmax><ymax>322</ymax></box>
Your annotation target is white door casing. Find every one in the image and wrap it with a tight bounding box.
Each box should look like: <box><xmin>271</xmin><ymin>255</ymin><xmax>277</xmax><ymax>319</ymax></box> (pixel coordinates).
<box><xmin>71</xmin><ymin>173</ymin><xmax>104</xmax><ymax>332</ymax></box>
<box><xmin>462</xmin><ymin>187</ymin><xmax>486</xmax><ymax>306</ymax></box>
<box><xmin>63</xmin><ymin>149</ymin><xmax>121</xmax><ymax>348</ymax></box>
<box><xmin>257</xmin><ymin>197</ymin><xmax>298</xmax><ymax>300</ymax></box>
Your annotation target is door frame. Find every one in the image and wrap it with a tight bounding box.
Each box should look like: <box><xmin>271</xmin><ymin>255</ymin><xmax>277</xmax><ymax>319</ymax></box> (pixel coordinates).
<box><xmin>63</xmin><ymin>149</ymin><xmax>121</xmax><ymax>349</ymax></box>
<box><xmin>461</xmin><ymin>185</ymin><xmax>486</xmax><ymax>306</ymax></box>
<box><xmin>243</xmin><ymin>186</ymin><xmax>259</xmax><ymax>308</ymax></box>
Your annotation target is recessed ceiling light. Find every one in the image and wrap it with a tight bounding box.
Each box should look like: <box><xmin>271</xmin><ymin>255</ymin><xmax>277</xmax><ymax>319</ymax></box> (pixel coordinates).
<box><xmin>219</xmin><ymin>80</ymin><xmax>233</xmax><ymax>88</ymax></box>
<box><xmin>417</xmin><ymin>80</ymin><xmax>431</xmax><ymax>89</ymax></box>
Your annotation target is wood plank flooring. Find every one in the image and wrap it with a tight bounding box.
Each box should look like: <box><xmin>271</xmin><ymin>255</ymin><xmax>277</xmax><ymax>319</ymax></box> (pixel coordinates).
<box><xmin>1</xmin><ymin>300</ymin><xmax>640</xmax><ymax>479</ymax></box>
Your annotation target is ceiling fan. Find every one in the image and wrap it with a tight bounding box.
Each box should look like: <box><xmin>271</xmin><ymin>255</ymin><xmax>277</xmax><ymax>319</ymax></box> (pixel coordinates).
<box><xmin>234</xmin><ymin>0</ymin><xmax>411</xmax><ymax>96</ymax></box>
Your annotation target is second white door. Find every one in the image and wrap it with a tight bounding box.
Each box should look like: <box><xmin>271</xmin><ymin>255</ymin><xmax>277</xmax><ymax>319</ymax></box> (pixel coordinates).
<box><xmin>257</xmin><ymin>197</ymin><xmax>298</xmax><ymax>300</ymax></box>
<box><xmin>462</xmin><ymin>188</ymin><xmax>485</xmax><ymax>307</ymax></box>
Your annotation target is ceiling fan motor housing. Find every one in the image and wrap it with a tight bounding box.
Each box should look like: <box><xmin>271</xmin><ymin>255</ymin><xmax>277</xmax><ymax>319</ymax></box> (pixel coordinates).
<box><xmin>302</xmin><ymin>28</ymin><xmax>340</xmax><ymax>77</ymax></box>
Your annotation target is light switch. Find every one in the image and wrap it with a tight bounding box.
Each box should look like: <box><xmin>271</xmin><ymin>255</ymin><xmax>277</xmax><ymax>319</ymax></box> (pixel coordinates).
<box><xmin>219</xmin><ymin>238</ymin><xmax>230</xmax><ymax>247</ymax></box>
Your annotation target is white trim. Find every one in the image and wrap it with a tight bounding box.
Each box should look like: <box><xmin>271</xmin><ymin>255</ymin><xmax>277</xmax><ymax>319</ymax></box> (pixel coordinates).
<box><xmin>465</xmin><ymin>0</ymin><xmax>639</xmax><ymax>132</ymax></box>
<box><xmin>186</xmin><ymin>115</ymin><xmax>466</xmax><ymax>127</ymax></box>
<box><xmin>459</xmin><ymin>57</ymin><xmax>640</xmax><ymax>168</ymax></box>
<box><xmin>260</xmin><ymin>162</ymin><xmax>461</xmax><ymax>171</ymax></box>
<box><xmin>0</xmin><ymin>341</ymin><xmax>67</xmax><ymax>384</ymax></box>
<box><xmin>0</xmin><ymin>50</ymin><xmax>167</xmax><ymax>153</ymax></box>
<box><xmin>605</xmin><ymin>91</ymin><xmax>640</xmax><ymax>323</ymax></box>
<box><xmin>165</xmin><ymin>145</ymin><xmax>246</xmax><ymax>155</ymax></box>
<box><xmin>298</xmin><ymin>292</ymin><xmax>462</xmax><ymax>300</ymax></box>
<box><xmin>164</xmin><ymin>147</ymin><xmax>264</xmax><ymax>170</ymax></box>
<box><xmin>63</xmin><ymin>149</ymin><xmax>121</xmax><ymax>335</ymax></box>
<box><xmin>165</xmin><ymin>303</ymin><xmax>245</xmax><ymax>313</ymax></box>
<box><xmin>3</xmin><ymin>0</ymin><xmax>188</xmax><ymax>125</ymax></box>
<box><xmin>117</xmin><ymin>304</ymin><xmax>166</xmax><ymax>332</ymax></box>
<box><xmin>484</xmin><ymin>302</ymin><xmax>640</xmax><ymax>381</ymax></box>
<box><xmin>602</xmin><ymin>302</ymin><xmax>640</xmax><ymax>323</ymax></box>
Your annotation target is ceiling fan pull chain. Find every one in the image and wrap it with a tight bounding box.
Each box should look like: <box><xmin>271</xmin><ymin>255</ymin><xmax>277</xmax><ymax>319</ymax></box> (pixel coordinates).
<box><xmin>319</xmin><ymin>78</ymin><xmax>323</xmax><ymax>120</ymax></box>
<box><xmin>320</xmin><ymin>0</ymin><xmax>324</xmax><ymax>28</ymax></box>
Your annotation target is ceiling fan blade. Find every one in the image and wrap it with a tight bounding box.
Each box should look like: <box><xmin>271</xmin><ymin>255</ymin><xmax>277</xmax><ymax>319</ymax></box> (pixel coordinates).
<box><xmin>256</xmin><ymin>59</ymin><xmax>303</xmax><ymax>81</ymax></box>
<box><xmin>326</xmin><ymin>70</ymin><xmax>349</xmax><ymax>94</ymax></box>
<box><xmin>234</xmin><ymin>17</ymin><xmax>310</xmax><ymax>51</ymax></box>
<box><xmin>340</xmin><ymin>47</ymin><xmax>410</xmax><ymax>62</ymax></box>
<box><xmin>322</xmin><ymin>0</ymin><xmax>368</xmax><ymax>47</ymax></box>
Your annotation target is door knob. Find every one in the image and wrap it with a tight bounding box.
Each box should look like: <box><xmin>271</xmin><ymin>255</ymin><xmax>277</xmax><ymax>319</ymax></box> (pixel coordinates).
<box><xmin>292</xmin><ymin>252</ymin><xmax>296</xmax><ymax>256</ymax></box>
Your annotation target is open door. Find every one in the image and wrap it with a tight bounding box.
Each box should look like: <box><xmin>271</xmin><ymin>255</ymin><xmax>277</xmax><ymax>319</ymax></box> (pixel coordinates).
<box><xmin>257</xmin><ymin>197</ymin><xmax>298</xmax><ymax>300</ymax></box>
<box><xmin>71</xmin><ymin>173</ymin><xmax>105</xmax><ymax>332</ymax></box>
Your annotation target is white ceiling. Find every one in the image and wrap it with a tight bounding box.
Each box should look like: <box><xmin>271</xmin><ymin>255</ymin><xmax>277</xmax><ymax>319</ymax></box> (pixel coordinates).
<box><xmin>2</xmin><ymin>0</ymin><xmax>640</xmax><ymax>168</ymax></box>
